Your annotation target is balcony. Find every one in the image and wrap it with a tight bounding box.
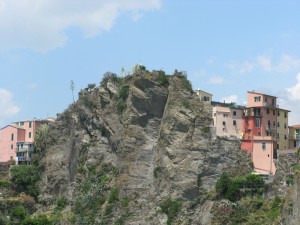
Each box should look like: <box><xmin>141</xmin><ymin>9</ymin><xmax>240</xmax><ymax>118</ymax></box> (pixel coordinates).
<box><xmin>265</xmin><ymin>124</ymin><xmax>276</xmax><ymax>131</ymax></box>
<box><xmin>263</xmin><ymin>102</ymin><xmax>277</xmax><ymax>108</ymax></box>
<box><xmin>289</xmin><ymin>135</ymin><xmax>300</xmax><ymax>140</ymax></box>
<box><xmin>15</xmin><ymin>147</ymin><xmax>29</xmax><ymax>152</ymax></box>
<box><xmin>244</xmin><ymin>111</ymin><xmax>263</xmax><ymax>117</ymax></box>
<box><xmin>253</xmin><ymin>135</ymin><xmax>276</xmax><ymax>141</ymax></box>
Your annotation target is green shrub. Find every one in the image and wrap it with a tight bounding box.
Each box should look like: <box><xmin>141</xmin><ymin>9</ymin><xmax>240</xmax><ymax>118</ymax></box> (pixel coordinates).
<box><xmin>108</xmin><ymin>187</ymin><xmax>119</xmax><ymax>203</ymax></box>
<box><xmin>182</xmin><ymin>77</ymin><xmax>193</xmax><ymax>93</ymax></box>
<box><xmin>159</xmin><ymin>197</ymin><xmax>182</xmax><ymax>225</ymax></box>
<box><xmin>157</xmin><ymin>71</ymin><xmax>168</xmax><ymax>86</ymax></box>
<box><xmin>181</xmin><ymin>99</ymin><xmax>190</xmax><ymax>108</ymax></box>
<box><xmin>55</xmin><ymin>197</ymin><xmax>67</xmax><ymax>211</ymax></box>
<box><xmin>119</xmin><ymin>86</ymin><xmax>129</xmax><ymax>101</ymax></box>
<box><xmin>0</xmin><ymin>180</ymin><xmax>11</xmax><ymax>188</ymax></box>
<box><xmin>153</xmin><ymin>167</ymin><xmax>162</xmax><ymax>178</ymax></box>
<box><xmin>215</xmin><ymin>172</ymin><xmax>231</xmax><ymax>195</ymax></box>
<box><xmin>287</xmin><ymin>175</ymin><xmax>294</xmax><ymax>185</ymax></box>
<box><xmin>10</xmin><ymin>165</ymin><xmax>39</xmax><ymax>197</ymax></box>
<box><xmin>22</xmin><ymin>215</ymin><xmax>53</xmax><ymax>225</ymax></box>
<box><xmin>116</xmin><ymin>100</ymin><xmax>127</xmax><ymax>113</ymax></box>
<box><xmin>11</xmin><ymin>206</ymin><xmax>27</xmax><ymax>221</ymax></box>
<box><xmin>291</xmin><ymin>164</ymin><xmax>300</xmax><ymax>171</ymax></box>
<box><xmin>225</xmin><ymin>183</ymin><xmax>240</xmax><ymax>202</ymax></box>
<box><xmin>201</xmin><ymin>126</ymin><xmax>210</xmax><ymax>133</ymax></box>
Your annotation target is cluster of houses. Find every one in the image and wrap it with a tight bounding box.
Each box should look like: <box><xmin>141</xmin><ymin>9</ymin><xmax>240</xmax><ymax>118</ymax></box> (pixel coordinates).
<box><xmin>0</xmin><ymin>119</ymin><xmax>53</xmax><ymax>165</ymax></box>
<box><xmin>0</xmin><ymin>89</ymin><xmax>300</xmax><ymax>176</ymax></box>
<box><xmin>195</xmin><ymin>89</ymin><xmax>300</xmax><ymax>175</ymax></box>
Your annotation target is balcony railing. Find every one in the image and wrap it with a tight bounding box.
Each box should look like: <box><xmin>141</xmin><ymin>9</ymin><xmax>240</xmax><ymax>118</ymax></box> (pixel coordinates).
<box><xmin>265</xmin><ymin>124</ymin><xmax>276</xmax><ymax>131</ymax></box>
<box><xmin>245</xmin><ymin>112</ymin><xmax>263</xmax><ymax>117</ymax></box>
<box><xmin>263</xmin><ymin>102</ymin><xmax>277</xmax><ymax>108</ymax></box>
<box><xmin>15</xmin><ymin>147</ymin><xmax>29</xmax><ymax>152</ymax></box>
<box><xmin>289</xmin><ymin>135</ymin><xmax>300</xmax><ymax>140</ymax></box>
<box><xmin>253</xmin><ymin>135</ymin><xmax>276</xmax><ymax>141</ymax></box>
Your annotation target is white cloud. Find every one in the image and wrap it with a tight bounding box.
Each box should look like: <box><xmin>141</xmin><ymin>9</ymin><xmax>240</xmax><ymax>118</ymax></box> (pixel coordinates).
<box><xmin>0</xmin><ymin>0</ymin><xmax>161</xmax><ymax>52</ymax></box>
<box><xmin>257</xmin><ymin>54</ymin><xmax>300</xmax><ymax>73</ymax></box>
<box><xmin>27</xmin><ymin>82</ymin><xmax>38</xmax><ymax>90</ymax></box>
<box><xmin>286</xmin><ymin>73</ymin><xmax>300</xmax><ymax>101</ymax></box>
<box><xmin>278</xmin><ymin>73</ymin><xmax>300</xmax><ymax>125</ymax></box>
<box><xmin>0</xmin><ymin>89</ymin><xmax>20</xmax><ymax>125</ymax></box>
<box><xmin>209</xmin><ymin>76</ymin><xmax>223</xmax><ymax>84</ymax></box>
<box><xmin>226</xmin><ymin>61</ymin><xmax>255</xmax><ymax>74</ymax></box>
<box><xmin>227</xmin><ymin>54</ymin><xmax>300</xmax><ymax>74</ymax></box>
<box><xmin>220</xmin><ymin>95</ymin><xmax>238</xmax><ymax>104</ymax></box>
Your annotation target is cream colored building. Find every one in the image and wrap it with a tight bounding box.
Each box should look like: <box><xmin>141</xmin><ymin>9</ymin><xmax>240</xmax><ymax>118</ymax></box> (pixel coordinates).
<box><xmin>211</xmin><ymin>101</ymin><xmax>245</xmax><ymax>138</ymax></box>
<box><xmin>194</xmin><ymin>89</ymin><xmax>213</xmax><ymax>103</ymax></box>
<box><xmin>289</xmin><ymin>124</ymin><xmax>300</xmax><ymax>149</ymax></box>
<box><xmin>276</xmin><ymin>108</ymin><xmax>289</xmax><ymax>150</ymax></box>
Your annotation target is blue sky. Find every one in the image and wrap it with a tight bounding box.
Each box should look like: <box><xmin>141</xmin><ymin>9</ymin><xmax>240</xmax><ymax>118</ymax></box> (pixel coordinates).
<box><xmin>1</xmin><ymin>0</ymin><xmax>300</xmax><ymax>126</ymax></box>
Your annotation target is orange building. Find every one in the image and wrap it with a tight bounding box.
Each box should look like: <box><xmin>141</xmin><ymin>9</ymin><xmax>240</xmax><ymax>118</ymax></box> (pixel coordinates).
<box><xmin>0</xmin><ymin>119</ymin><xmax>51</xmax><ymax>164</ymax></box>
<box><xmin>241</xmin><ymin>91</ymin><xmax>285</xmax><ymax>175</ymax></box>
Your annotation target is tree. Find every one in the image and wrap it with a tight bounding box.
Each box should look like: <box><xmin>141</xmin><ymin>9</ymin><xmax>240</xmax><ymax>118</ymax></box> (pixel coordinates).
<box><xmin>215</xmin><ymin>172</ymin><xmax>231</xmax><ymax>195</ymax></box>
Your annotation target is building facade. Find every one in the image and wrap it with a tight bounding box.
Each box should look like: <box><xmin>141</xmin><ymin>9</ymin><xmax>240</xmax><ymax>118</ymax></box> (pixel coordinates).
<box><xmin>211</xmin><ymin>101</ymin><xmax>244</xmax><ymax>138</ymax></box>
<box><xmin>241</xmin><ymin>91</ymin><xmax>279</xmax><ymax>175</ymax></box>
<box><xmin>0</xmin><ymin>119</ymin><xmax>49</xmax><ymax>164</ymax></box>
<box><xmin>288</xmin><ymin>124</ymin><xmax>300</xmax><ymax>149</ymax></box>
<box><xmin>277</xmin><ymin>108</ymin><xmax>289</xmax><ymax>150</ymax></box>
<box><xmin>194</xmin><ymin>89</ymin><xmax>213</xmax><ymax>103</ymax></box>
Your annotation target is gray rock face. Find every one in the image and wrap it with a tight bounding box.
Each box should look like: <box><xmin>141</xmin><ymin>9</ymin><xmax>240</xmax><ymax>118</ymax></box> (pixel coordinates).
<box><xmin>37</xmin><ymin>72</ymin><xmax>252</xmax><ymax>224</ymax></box>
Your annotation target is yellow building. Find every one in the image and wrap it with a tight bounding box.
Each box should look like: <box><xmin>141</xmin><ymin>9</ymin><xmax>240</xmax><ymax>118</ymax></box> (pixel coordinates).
<box><xmin>289</xmin><ymin>124</ymin><xmax>300</xmax><ymax>149</ymax></box>
<box><xmin>276</xmin><ymin>108</ymin><xmax>289</xmax><ymax>150</ymax></box>
<box><xmin>194</xmin><ymin>89</ymin><xmax>213</xmax><ymax>103</ymax></box>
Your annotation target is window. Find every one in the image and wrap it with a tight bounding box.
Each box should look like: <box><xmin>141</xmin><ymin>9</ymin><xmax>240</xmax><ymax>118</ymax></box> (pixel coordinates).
<box><xmin>258</xmin><ymin>132</ymin><xmax>261</xmax><ymax>136</ymax></box>
<box><xmin>233</xmin><ymin>120</ymin><xmax>236</xmax><ymax>126</ymax></box>
<box><xmin>273</xmin><ymin>110</ymin><xmax>275</xmax><ymax>115</ymax></box>
<box><xmin>254</xmin><ymin>96</ymin><xmax>261</xmax><ymax>102</ymax></box>
<box><xmin>284</xmin><ymin>112</ymin><xmax>287</xmax><ymax>118</ymax></box>
<box><xmin>29</xmin><ymin>122</ymin><xmax>32</xmax><ymax>128</ymax></box>
<box><xmin>223</xmin><ymin>114</ymin><xmax>228</xmax><ymax>117</ymax></box>
<box><xmin>264</xmin><ymin>97</ymin><xmax>268</xmax><ymax>102</ymax></box>
<box><xmin>19</xmin><ymin>121</ymin><xmax>24</xmax><ymax>126</ymax></box>
<box><xmin>277</xmin><ymin>122</ymin><xmax>280</xmax><ymax>127</ymax></box>
<box><xmin>11</xmin><ymin>144</ymin><xmax>13</xmax><ymax>149</ymax></box>
<box><xmin>262</xmin><ymin>142</ymin><xmax>266</xmax><ymax>149</ymax></box>
<box><xmin>277</xmin><ymin>111</ymin><xmax>280</xmax><ymax>116</ymax></box>
<box><xmin>285</xmin><ymin>135</ymin><xmax>287</xmax><ymax>140</ymax></box>
<box><xmin>29</xmin><ymin>132</ymin><xmax>32</xmax><ymax>138</ymax></box>
<box><xmin>223</xmin><ymin>121</ymin><xmax>226</xmax><ymax>126</ymax></box>
<box><xmin>284</xmin><ymin>123</ymin><xmax>287</xmax><ymax>129</ymax></box>
<box><xmin>203</xmin><ymin>96</ymin><xmax>210</xmax><ymax>101</ymax></box>
<box><xmin>277</xmin><ymin>133</ymin><xmax>279</xmax><ymax>138</ymax></box>
<box><xmin>255</xmin><ymin>118</ymin><xmax>260</xmax><ymax>128</ymax></box>
<box><xmin>11</xmin><ymin>133</ymin><xmax>14</xmax><ymax>141</ymax></box>
<box><xmin>233</xmin><ymin>111</ymin><xmax>236</xmax><ymax>116</ymax></box>
<box><xmin>273</xmin><ymin>121</ymin><xmax>276</xmax><ymax>126</ymax></box>
<box><xmin>267</xmin><ymin>109</ymin><xmax>270</xmax><ymax>114</ymax></box>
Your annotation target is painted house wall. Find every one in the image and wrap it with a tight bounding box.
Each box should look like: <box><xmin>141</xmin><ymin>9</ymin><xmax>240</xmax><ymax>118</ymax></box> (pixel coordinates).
<box><xmin>0</xmin><ymin>126</ymin><xmax>22</xmax><ymax>162</ymax></box>
<box><xmin>252</xmin><ymin>140</ymin><xmax>276</xmax><ymax>174</ymax></box>
<box><xmin>0</xmin><ymin>120</ymin><xmax>46</xmax><ymax>163</ymax></box>
<box><xmin>212</xmin><ymin>106</ymin><xmax>243</xmax><ymax>138</ymax></box>
<box><xmin>288</xmin><ymin>126</ymin><xmax>300</xmax><ymax>149</ymax></box>
<box><xmin>194</xmin><ymin>90</ymin><xmax>213</xmax><ymax>102</ymax></box>
<box><xmin>277</xmin><ymin>109</ymin><xmax>289</xmax><ymax>150</ymax></box>
<box><xmin>248</xmin><ymin>92</ymin><xmax>277</xmax><ymax>108</ymax></box>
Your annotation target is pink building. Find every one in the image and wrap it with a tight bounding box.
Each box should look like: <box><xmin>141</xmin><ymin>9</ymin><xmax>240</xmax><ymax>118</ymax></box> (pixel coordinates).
<box><xmin>0</xmin><ymin>120</ymin><xmax>49</xmax><ymax>164</ymax></box>
<box><xmin>211</xmin><ymin>101</ymin><xmax>245</xmax><ymax>138</ymax></box>
<box><xmin>241</xmin><ymin>91</ymin><xmax>279</xmax><ymax>175</ymax></box>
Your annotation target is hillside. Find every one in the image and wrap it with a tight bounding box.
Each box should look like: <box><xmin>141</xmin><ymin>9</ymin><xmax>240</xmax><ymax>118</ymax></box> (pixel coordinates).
<box><xmin>1</xmin><ymin>68</ymin><xmax>293</xmax><ymax>224</ymax></box>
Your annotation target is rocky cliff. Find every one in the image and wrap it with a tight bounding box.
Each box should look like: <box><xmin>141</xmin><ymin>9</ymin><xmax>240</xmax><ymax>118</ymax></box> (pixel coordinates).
<box><xmin>34</xmin><ymin>69</ymin><xmax>253</xmax><ymax>224</ymax></box>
